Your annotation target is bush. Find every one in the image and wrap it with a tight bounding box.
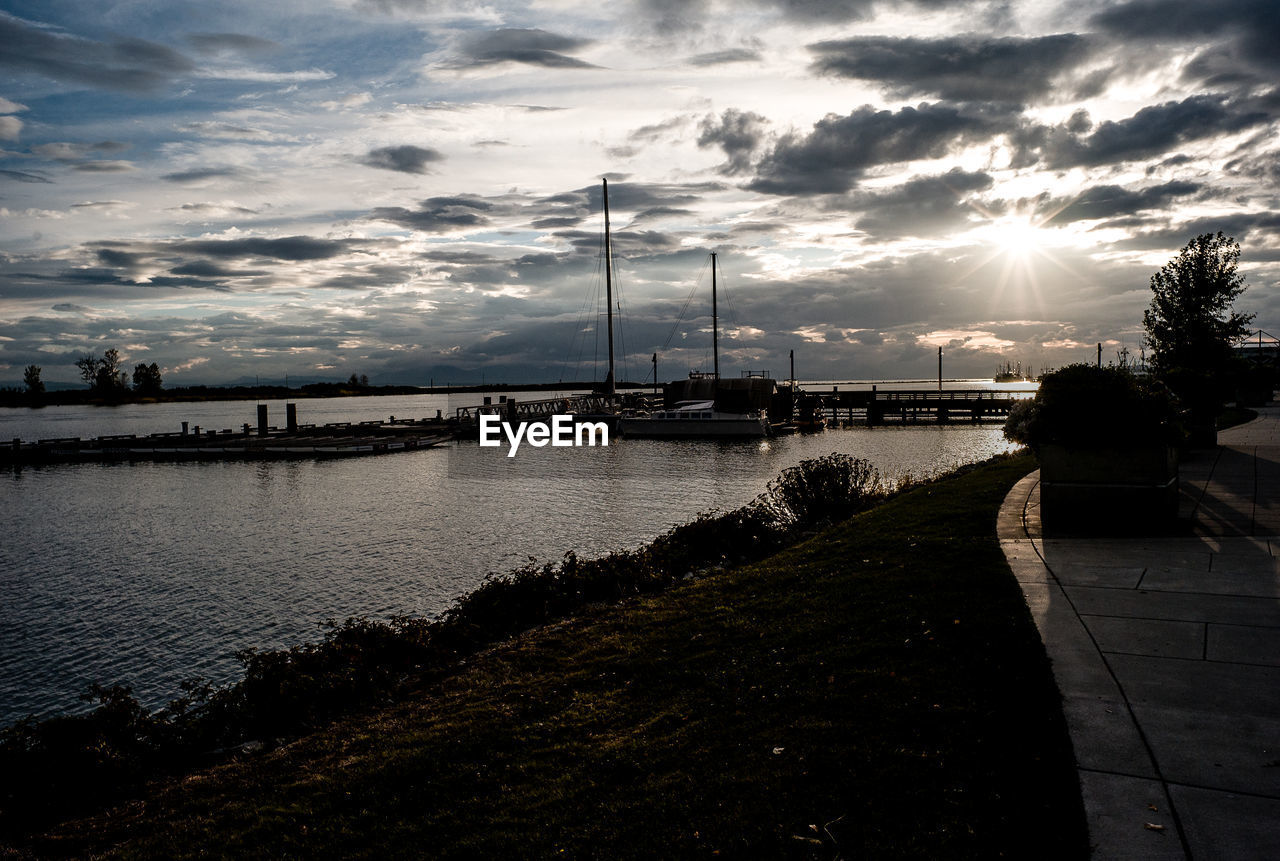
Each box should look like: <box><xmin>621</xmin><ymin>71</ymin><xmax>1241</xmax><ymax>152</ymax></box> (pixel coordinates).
<box><xmin>1003</xmin><ymin>364</ymin><xmax>1181</xmax><ymax>451</ymax></box>
<box><xmin>763</xmin><ymin>453</ymin><xmax>887</xmax><ymax>528</ymax></box>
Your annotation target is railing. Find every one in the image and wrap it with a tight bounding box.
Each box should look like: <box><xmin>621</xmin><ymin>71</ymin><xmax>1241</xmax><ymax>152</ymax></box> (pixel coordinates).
<box><xmin>455</xmin><ymin>394</ymin><xmax>613</xmax><ymax>424</ymax></box>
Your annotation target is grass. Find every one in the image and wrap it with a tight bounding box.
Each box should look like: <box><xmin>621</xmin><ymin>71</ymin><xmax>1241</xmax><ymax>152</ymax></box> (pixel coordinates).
<box><xmin>28</xmin><ymin>454</ymin><xmax>1086</xmax><ymax>858</ymax></box>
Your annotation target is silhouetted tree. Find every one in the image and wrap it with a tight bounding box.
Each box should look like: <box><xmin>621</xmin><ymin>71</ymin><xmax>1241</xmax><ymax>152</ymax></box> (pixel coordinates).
<box><xmin>132</xmin><ymin>362</ymin><xmax>163</xmax><ymax>394</ymax></box>
<box><xmin>76</xmin><ymin>349</ymin><xmax>130</xmax><ymax>393</ymax></box>
<box><xmin>1142</xmin><ymin>232</ymin><xmax>1253</xmax><ymax>438</ymax></box>
<box><xmin>23</xmin><ymin>364</ymin><xmax>44</xmax><ymax>396</ymax></box>
<box><xmin>75</xmin><ymin>353</ymin><xmax>99</xmax><ymax>389</ymax></box>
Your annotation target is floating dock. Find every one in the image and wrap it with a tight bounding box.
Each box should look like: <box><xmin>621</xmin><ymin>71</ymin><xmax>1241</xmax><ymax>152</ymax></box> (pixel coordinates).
<box><xmin>3</xmin><ymin>405</ymin><xmax>456</xmax><ymax>466</ymax></box>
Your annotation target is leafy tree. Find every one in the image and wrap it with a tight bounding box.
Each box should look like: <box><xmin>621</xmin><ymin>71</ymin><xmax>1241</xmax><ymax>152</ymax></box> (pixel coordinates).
<box><xmin>1142</xmin><ymin>232</ymin><xmax>1253</xmax><ymax>419</ymax></box>
<box><xmin>132</xmin><ymin>362</ymin><xmax>163</xmax><ymax>394</ymax></box>
<box><xmin>23</xmin><ymin>364</ymin><xmax>44</xmax><ymax>396</ymax></box>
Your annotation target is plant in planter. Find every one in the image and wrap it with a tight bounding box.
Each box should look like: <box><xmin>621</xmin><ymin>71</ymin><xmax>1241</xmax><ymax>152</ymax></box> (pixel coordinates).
<box><xmin>1004</xmin><ymin>364</ymin><xmax>1183</xmax><ymax>531</ymax></box>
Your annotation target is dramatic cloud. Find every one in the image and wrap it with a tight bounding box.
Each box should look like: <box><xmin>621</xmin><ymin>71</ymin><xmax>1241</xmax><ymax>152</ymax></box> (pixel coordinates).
<box><xmin>172</xmin><ymin>236</ymin><xmax>359</xmax><ymax>261</ymax></box>
<box><xmin>0</xmin><ymin>11</ymin><xmax>193</xmax><ymax>92</ymax></box>
<box><xmin>1092</xmin><ymin>0</ymin><xmax>1280</xmax><ymax>72</ymax></box>
<box><xmin>1042</xmin><ymin>181</ymin><xmax>1202</xmax><ymax>225</ymax></box>
<box><xmin>1023</xmin><ymin>94</ymin><xmax>1272</xmax><ymax>169</ymax></box>
<box><xmin>455</xmin><ymin>29</ymin><xmax>597</xmax><ymax>69</ymax></box>
<box><xmin>369</xmin><ymin>196</ymin><xmax>496</xmax><ymax>232</ymax></box>
<box><xmin>841</xmin><ymin>169</ymin><xmax>995</xmax><ymax>236</ymax></box>
<box><xmin>808</xmin><ymin>34</ymin><xmax>1099</xmax><ymax>102</ymax></box>
<box><xmin>698</xmin><ymin>109</ymin><xmax>770</xmax><ymax>175</ymax></box>
<box><xmin>361</xmin><ymin>145</ymin><xmax>445</xmax><ymax>174</ymax></box>
<box><xmin>750</xmin><ymin>103</ymin><xmax>1011</xmax><ymax>194</ymax></box>
<box><xmin>1</xmin><ymin>2</ymin><xmax>1277</xmax><ymax>385</ymax></box>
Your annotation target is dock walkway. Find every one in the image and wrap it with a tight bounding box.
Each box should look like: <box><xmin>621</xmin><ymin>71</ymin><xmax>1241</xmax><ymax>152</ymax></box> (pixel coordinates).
<box><xmin>1000</xmin><ymin>408</ymin><xmax>1280</xmax><ymax>858</ymax></box>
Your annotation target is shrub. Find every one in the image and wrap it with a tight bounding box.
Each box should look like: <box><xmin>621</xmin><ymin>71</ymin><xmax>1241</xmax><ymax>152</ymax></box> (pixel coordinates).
<box><xmin>1003</xmin><ymin>364</ymin><xmax>1181</xmax><ymax>451</ymax></box>
<box><xmin>763</xmin><ymin>453</ymin><xmax>887</xmax><ymax>528</ymax></box>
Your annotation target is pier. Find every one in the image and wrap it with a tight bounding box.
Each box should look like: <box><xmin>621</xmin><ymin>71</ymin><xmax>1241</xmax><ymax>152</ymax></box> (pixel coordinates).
<box><xmin>3</xmin><ymin>413</ymin><xmax>454</xmax><ymax>465</ymax></box>
<box><xmin>454</xmin><ymin>393</ymin><xmax>616</xmax><ymax>429</ymax></box>
<box><xmin>817</xmin><ymin>387</ymin><xmax>1036</xmax><ymax>426</ymax></box>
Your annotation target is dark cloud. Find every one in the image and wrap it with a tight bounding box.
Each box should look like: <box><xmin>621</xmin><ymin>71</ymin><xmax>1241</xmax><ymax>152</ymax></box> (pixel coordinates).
<box><xmin>1091</xmin><ymin>0</ymin><xmax>1280</xmax><ymax>72</ymax></box>
<box><xmin>536</xmin><ymin>181</ymin><xmax>719</xmax><ymax>225</ymax></box>
<box><xmin>456</xmin><ymin>29</ymin><xmax>597</xmax><ymax>69</ymax></box>
<box><xmin>0</xmin><ymin>168</ymin><xmax>51</xmax><ymax>183</ymax></box>
<box><xmin>361</xmin><ymin>144</ymin><xmax>444</xmax><ymax>174</ymax></box>
<box><xmin>1112</xmin><ymin>212</ymin><xmax>1280</xmax><ymax>251</ymax></box>
<box><xmin>169</xmin><ymin>261</ymin><xmax>268</xmax><ymax>278</ymax></box>
<box><xmin>73</xmin><ymin>160</ymin><xmax>135</xmax><ymax>172</ymax></box>
<box><xmin>1021</xmin><ymin>94</ymin><xmax>1272</xmax><ymax>169</ymax></box>
<box><xmin>750</xmin><ymin>102</ymin><xmax>1011</xmax><ymax>195</ymax></box>
<box><xmin>161</xmin><ymin>167</ymin><xmax>247</xmax><ymax>183</ymax></box>
<box><xmin>0</xmin><ymin>12</ymin><xmax>193</xmax><ymax>93</ymax></box>
<box><xmin>688</xmin><ymin>49</ymin><xmax>762</xmax><ymax>67</ymax></box>
<box><xmin>95</xmin><ymin>248</ymin><xmax>144</xmax><ymax>269</ymax></box>
<box><xmin>369</xmin><ymin>196</ymin><xmax>494</xmax><ymax>232</ymax></box>
<box><xmin>808</xmin><ymin>34</ymin><xmax>1098</xmax><ymax>102</ymax></box>
<box><xmin>186</xmin><ymin>33</ymin><xmax>280</xmax><ymax>56</ymax></box>
<box><xmin>840</xmin><ymin>168</ymin><xmax>995</xmax><ymax>236</ymax></box>
<box><xmin>174</xmin><ymin>236</ymin><xmax>357</xmax><ymax>261</ymax></box>
<box><xmin>1041</xmin><ymin>180</ymin><xmax>1202</xmax><ymax>225</ymax></box>
<box><xmin>752</xmin><ymin>0</ymin><xmax>877</xmax><ymax>23</ymax></box>
<box><xmin>697</xmin><ymin>109</ymin><xmax>770</xmax><ymax>175</ymax></box>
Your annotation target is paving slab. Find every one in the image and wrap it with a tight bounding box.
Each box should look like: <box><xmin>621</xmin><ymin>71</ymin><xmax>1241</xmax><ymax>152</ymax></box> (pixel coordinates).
<box><xmin>1170</xmin><ymin>785</ymin><xmax>1280</xmax><ymax>861</ymax></box>
<box><xmin>1084</xmin><ymin>616</ymin><xmax>1206</xmax><ymax>660</ymax></box>
<box><xmin>1078</xmin><ymin>771</ymin><xmax>1184</xmax><ymax>860</ymax></box>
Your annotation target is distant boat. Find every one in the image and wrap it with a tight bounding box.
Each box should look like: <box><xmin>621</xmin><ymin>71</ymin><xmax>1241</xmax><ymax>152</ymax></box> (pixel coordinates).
<box><xmin>994</xmin><ymin>361</ymin><xmax>1033</xmax><ymax>383</ymax></box>
<box><xmin>619</xmin><ymin>253</ymin><xmax>771</xmax><ymax>439</ymax></box>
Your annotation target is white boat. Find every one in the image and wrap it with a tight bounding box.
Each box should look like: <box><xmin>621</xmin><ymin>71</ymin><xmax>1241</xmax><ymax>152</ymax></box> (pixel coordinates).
<box><xmin>620</xmin><ymin>399</ymin><xmax>769</xmax><ymax>438</ymax></box>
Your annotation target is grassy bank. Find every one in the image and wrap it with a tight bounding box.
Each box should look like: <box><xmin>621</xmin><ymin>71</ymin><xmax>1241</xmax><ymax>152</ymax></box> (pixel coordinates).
<box><xmin>19</xmin><ymin>454</ymin><xmax>1085</xmax><ymax>858</ymax></box>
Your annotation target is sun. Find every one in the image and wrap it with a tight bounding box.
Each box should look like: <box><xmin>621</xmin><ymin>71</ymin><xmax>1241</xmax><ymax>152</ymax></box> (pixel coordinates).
<box><xmin>993</xmin><ymin>215</ymin><xmax>1044</xmax><ymax>259</ymax></box>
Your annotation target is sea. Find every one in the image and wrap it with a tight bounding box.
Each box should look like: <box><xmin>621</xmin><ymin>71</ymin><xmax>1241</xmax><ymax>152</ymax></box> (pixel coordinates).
<box><xmin>0</xmin><ymin>380</ymin><xmax>1031</xmax><ymax>727</ymax></box>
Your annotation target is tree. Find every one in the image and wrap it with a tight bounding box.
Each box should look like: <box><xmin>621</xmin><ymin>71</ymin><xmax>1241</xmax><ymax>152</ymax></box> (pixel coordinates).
<box><xmin>76</xmin><ymin>353</ymin><xmax>99</xmax><ymax>389</ymax></box>
<box><xmin>23</xmin><ymin>364</ymin><xmax>45</xmax><ymax>396</ymax></box>
<box><xmin>1142</xmin><ymin>232</ymin><xmax>1253</xmax><ymax>425</ymax></box>
<box><xmin>76</xmin><ymin>349</ymin><xmax>129</xmax><ymax>393</ymax></box>
<box><xmin>133</xmin><ymin>362</ymin><xmax>163</xmax><ymax>394</ymax></box>
<box><xmin>94</xmin><ymin>348</ymin><xmax>128</xmax><ymax>392</ymax></box>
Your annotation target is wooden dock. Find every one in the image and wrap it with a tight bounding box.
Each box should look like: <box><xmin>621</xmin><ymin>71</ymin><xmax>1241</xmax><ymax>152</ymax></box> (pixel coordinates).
<box><xmin>3</xmin><ymin>419</ymin><xmax>454</xmax><ymax>465</ymax></box>
<box><xmin>818</xmin><ymin>387</ymin><xmax>1035</xmax><ymax>426</ymax></box>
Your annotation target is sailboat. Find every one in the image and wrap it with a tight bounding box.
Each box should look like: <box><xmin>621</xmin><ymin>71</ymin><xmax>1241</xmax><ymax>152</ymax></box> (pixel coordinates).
<box><xmin>619</xmin><ymin>252</ymin><xmax>771</xmax><ymax>439</ymax></box>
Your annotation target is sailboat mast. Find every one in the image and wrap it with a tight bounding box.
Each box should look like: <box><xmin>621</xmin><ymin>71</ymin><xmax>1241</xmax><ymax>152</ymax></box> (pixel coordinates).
<box><xmin>603</xmin><ymin>178</ymin><xmax>616</xmax><ymax>397</ymax></box>
<box><xmin>711</xmin><ymin>251</ymin><xmax>719</xmax><ymax>380</ymax></box>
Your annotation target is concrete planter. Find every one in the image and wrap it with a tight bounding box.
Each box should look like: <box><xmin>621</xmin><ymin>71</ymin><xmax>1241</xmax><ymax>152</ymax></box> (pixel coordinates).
<box><xmin>1039</xmin><ymin>443</ymin><xmax>1179</xmax><ymax>532</ymax></box>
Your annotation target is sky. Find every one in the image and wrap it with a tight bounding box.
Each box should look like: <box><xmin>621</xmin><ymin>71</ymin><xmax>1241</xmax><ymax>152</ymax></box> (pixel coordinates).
<box><xmin>1</xmin><ymin>0</ymin><xmax>1277</xmax><ymax>386</ymax></box>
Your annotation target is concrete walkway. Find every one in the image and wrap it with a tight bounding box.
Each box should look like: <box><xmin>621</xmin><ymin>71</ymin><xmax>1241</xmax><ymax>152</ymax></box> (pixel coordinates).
<box><xmin>1000</xmin><ymin>408</ymin><xmax>1280</xmax><ymax>859</ymax></box>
